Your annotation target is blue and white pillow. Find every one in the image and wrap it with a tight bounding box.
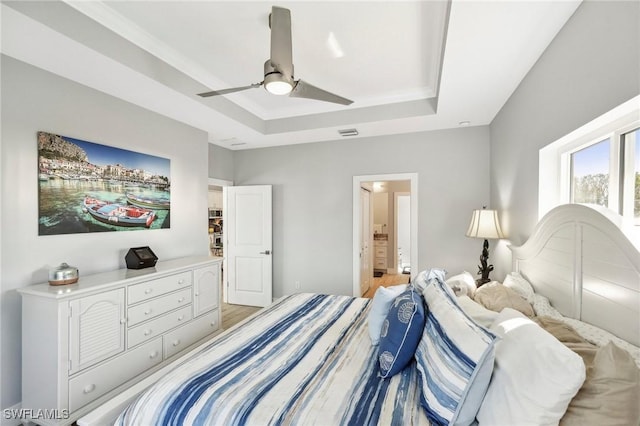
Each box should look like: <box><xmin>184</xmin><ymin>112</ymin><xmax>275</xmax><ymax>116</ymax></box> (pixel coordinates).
<box><xmin>415</xmin><ymin>271</ymin><xmax>498</xmax><ymax>425</ymax></box>
<box><xmin>378</xmin><ymin>288</ymin><xmax>426</xmax><ymax>378</ymax></box>
<box><xmin>412</xmin><ymin>268</ymin><xmax>447</xmax><ymax>293</ymax></box>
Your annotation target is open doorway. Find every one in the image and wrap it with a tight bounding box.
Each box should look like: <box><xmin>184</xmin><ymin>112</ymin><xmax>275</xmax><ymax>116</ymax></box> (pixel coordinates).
<box><xmin>352</xmin><ymin>173</ymin><xmax>418</xmax><ymax>297</ymax></box>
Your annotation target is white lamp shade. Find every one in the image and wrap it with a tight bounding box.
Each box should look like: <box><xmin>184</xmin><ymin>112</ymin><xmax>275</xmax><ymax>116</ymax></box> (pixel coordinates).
<box><xmin>466</xmin><ymin>209</ymin><xmax>505</xmax><ymax>239</ymax></box>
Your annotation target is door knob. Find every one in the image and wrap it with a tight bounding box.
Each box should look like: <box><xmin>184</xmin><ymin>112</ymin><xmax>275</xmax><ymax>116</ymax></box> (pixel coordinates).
<box><xmin>260</xmin><ymin>250</ymin><xmax>271</xmax><ymax>255</ymax></box>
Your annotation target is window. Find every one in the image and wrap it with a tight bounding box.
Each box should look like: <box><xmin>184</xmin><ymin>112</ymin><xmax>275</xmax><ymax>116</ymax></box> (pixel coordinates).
<box><xmin>570</xmin><ymin>138</ymin><xmax>610</xmax><ymax>207</ymax></box>
<box><xmin>622</xmin><ymin>128</ymin><xmax>640</xmax><ymax>224</ymax></box>
<box><xmin>539</xmin><ymin>95</ymin><xmax>640</xmax><ymax>230</ymax></box>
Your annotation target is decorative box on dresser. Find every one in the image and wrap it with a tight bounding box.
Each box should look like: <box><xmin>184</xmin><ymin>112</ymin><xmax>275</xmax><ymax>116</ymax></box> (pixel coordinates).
<box><xmin>18</xmin><ymin>255</ymin><xmax>223</xmax><ymax>426</ymax></box>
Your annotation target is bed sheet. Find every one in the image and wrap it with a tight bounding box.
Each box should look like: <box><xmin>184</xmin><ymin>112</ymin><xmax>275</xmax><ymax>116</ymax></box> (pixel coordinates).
<box><xmin>115</xmin><ymin>293</ymin><xmax>430</xmax><ymax>426</ymax></box>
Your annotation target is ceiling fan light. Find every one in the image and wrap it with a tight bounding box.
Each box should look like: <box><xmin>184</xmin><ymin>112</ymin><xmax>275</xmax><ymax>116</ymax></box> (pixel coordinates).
<box><xmin>264</xmin><ymin>78</ymin><xmax>293</xmax><ymax>95</ymax></box>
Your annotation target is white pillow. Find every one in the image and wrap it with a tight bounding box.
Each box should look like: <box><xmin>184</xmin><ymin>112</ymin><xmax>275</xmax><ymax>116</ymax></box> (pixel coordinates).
<box><xmin>367</xmin><ymin>284</ymin><xmax>408</xmax><ymax>345</ymax></box>
<box><xmin>445</xmin><ymin>271</ymin><xmax>477</xmax><ymax>297</ymax></box>
<box><xmin>477</xmin><ymin>308</ymin><xmax>586</xmax><ymax>426</ymax></box>
<box><xmin>502</xmin><ymin>271</ymin><xmax>535</xmax><ymax>303</ymax></box>
<box><xmin>456</xmin><ymin>295</ymin><xmax>499</xmax><ymax>328</ymax></box>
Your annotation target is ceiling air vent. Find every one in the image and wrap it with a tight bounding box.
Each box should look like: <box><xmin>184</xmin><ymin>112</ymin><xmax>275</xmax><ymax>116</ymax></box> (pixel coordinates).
<box><xmin>338</xmin><ymin>128</ymin><xmax>359</xmax><ymax>137</ymax></box>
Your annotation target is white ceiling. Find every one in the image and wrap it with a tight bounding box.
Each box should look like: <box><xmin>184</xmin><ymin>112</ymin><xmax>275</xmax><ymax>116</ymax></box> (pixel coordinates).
<box><xmin>1</xmin><ymin>0</ymin><xmax>581</xmax><ymax>150</ymax></box>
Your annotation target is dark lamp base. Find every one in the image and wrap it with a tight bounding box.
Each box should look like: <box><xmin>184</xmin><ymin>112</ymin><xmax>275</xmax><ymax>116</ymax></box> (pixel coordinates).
<box><xmin>476</xmin><ymin>278</ymin><xmax>491</xmax><ymax>287</ymax></box>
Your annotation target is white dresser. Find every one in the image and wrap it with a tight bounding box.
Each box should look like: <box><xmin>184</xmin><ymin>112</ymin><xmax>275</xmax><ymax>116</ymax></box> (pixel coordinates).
<box><xmin>18</xmin><ymin>255</ymin><xmax>223</xmax><ymax>426</ymax></box>
<box><xmin>373</xmin><ymin>239</ymin><xmax>388</xmax><ymax>271</ymax></box>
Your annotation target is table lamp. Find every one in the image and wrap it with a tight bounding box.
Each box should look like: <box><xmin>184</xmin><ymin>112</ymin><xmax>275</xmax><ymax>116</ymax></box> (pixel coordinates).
<box><xmin>466</xmin><ymin>207</ymin><xmax>504</xmax><ymax>286</ymax></box>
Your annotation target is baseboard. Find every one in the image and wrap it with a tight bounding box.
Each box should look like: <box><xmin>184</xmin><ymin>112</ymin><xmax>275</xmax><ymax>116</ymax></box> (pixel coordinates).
<box><xmin>2</xmin><ymin>403</ymin><xmax>23</xmax><ymax>426</ymax></box>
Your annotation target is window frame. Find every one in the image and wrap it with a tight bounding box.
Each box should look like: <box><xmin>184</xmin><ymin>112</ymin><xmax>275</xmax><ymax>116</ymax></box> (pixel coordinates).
<box><xmin>621</xmin><ymin>127</ymin><xmax>639</xmax><ymax>224</ymax></box>
<box><xmin>539</xmin><ymin>95</ymin><xmax>640</xmax><ymax>227</ymax></box>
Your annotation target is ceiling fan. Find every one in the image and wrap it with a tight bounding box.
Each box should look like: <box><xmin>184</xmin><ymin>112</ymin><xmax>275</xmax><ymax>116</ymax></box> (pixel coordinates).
<box><xmin>197</xmin><ymin>6</ymin><xmax>353</xmax><ymax>106</ymax></box>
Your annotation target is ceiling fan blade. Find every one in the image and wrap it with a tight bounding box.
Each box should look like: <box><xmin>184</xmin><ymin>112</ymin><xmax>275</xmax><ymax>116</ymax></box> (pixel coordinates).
<box><xmin>269</xmin><ymin>6</ymin><xmax>293</xmax><ymax>80</ymax></box>
<box><xmin>290</xmin><ymin>80</ymin><xmax>353</xmax><ymax>105</ymax></box>
<box><xmin>197</xmin><ymin>83</ymin><xmax>262</xmax><ymax>98</ymax></box>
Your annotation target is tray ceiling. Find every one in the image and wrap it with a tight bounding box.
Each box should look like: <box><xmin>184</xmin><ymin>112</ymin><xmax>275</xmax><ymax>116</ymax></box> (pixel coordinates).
<box><xmin>1</xmin><ymin>1</ymin><xmax>581</xmax><ymax>149</ymax></box>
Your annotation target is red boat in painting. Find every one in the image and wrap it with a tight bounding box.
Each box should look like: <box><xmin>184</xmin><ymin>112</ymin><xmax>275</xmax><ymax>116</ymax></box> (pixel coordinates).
<box><xmin>83</xmin><ymin>196</ymin><xmax>156</xmax><ymax>228</ymax></box>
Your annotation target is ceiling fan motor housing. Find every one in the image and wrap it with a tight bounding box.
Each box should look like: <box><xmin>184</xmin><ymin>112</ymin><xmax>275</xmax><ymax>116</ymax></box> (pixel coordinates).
<box><xmin>263</xmin><ymin>60</ymin><xmax>294</xmax><ymax>95</ymax></box>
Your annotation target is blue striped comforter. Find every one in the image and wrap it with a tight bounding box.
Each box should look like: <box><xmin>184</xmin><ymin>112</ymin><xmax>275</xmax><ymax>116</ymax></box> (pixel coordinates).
<box><xmin>115</xmin><ymin>293</ymin><xmax>429</xmax><ymax>425</ymax></box>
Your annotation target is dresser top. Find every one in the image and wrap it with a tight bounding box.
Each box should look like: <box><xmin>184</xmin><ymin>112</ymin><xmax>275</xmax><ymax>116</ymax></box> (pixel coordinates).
<box><xmin>18</xmin><ymin>255</ymin><xmax>222</xmax><ymax>299</ymax></box>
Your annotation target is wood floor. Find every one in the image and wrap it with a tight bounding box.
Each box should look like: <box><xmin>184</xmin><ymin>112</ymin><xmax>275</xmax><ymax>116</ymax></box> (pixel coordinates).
<box><xmin>221</xmin><ymin>301</ymin><xmax>262</xmax><ymax>330</ymax></box>
<box><xmin>362</xmin><ymin>273</ymin><xmax>411</xmax><ymax>298</ymax></box>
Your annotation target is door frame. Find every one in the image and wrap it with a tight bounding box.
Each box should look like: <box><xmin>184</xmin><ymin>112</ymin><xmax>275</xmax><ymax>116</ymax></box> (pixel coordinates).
<box><xmin>352</xmin><ymin>173</ymin><xmax>418</xmax><ymax>297</ymax></box>
<box><xmin>359</xmin><ymin>185</ymin><xmax>373</xmax><ymax>295</ymax></box>
<box><xmin>208</xmin><ymin>178</ymin><xmax>233</xmax><ymax>302</ymax></box>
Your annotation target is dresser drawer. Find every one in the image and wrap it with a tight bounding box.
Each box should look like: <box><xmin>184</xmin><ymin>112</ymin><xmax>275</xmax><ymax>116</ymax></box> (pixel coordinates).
<box><xmin>68</xmin><ymin>338</ymin><xmax>162</xmax><ymax>412</ymax></box>
<box><xmin>128</xmin><ymin>271</ymin><xmax>192</xmax><ymax>304</ymax></box>
<box><xmin>374</xmin><ymin>258</ymin><xmax>387</xmax><ymax>269</ymax></box>
<box><xmin>127</xmin><ymin>288</ymin><xmax>192</xmax><ymax>326</ymax></box>
<box><xmin>164</xmin><ymin>310</ymin><xmax>219</xmax><ymax>359</ymax></box>
<box><xmin>374</xmin><ymin>247</ymin><xmax>387</xmax><ymax>257</ymax></box>
<box><xmin>128</xmin><ymin>306</ymin><xmax>192</xmax><ymax>348</ymax></box>
<box><xmin>374</xmin><ymin>240</ymin><xmax>387</xmax><ymax>247</ymax></box>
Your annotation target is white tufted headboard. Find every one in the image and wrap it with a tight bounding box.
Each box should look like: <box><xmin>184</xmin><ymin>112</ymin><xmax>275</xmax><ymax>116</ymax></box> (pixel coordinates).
<box><xmin>509</xmin><ymin>204</ymin><xmax>640</xmax><ymax>347</ymax></box>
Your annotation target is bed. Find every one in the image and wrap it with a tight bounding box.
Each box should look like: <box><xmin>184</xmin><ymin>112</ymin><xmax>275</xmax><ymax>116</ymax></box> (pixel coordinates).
<box><xmin>78</xmin><ymin>204</ymin><xmax>640</xmax><ymax>425</ymax></box>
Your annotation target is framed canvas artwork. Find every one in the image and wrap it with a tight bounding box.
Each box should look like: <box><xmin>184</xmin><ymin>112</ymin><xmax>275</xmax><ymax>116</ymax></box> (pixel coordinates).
<box><xmin>38</xmin><ymin>131</ymin><xmax>171</xmax><ymax>235</ymax></box>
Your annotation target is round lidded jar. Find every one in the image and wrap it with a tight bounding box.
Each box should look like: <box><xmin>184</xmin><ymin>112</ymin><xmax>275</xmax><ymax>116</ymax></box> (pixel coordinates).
<box><xmin>48</xmin><ymin>262</ymin><xmax>79</xmax><ymax>286</ymax></box>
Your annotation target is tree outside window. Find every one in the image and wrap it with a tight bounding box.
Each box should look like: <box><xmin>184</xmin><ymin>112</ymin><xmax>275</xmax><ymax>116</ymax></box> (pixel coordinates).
<box><xmin>571</xmin><ymin>139</ymin><xmax>610</xmax><ymax>208</ymax></box>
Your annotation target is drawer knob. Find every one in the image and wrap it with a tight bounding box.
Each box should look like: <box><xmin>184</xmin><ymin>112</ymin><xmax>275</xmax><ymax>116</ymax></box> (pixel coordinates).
<box><xmin>172</xmin><ymin>339</ymin><xmax>181</xmax><ymax>347</ymax></box>
<box><xmin>177</xmin><ymin>315</ymin><xmax>184</xmax><ymax>321</ymax></box>
<box><xmin>177</xmin><ymin>297</ymin><xmax>184</xmax><ymax>303</ymax></box>
<box><xmin>120</xmin><ymin>318</ymin><xmax>126</xmax><ymax>324</ymax></box>
<box><xmin>210</xmin><ymin>321</ymin><xmax>216</xmax><ymax>327</ymax></box>
<box><xmin>195</xmin><ymin>292</ymin><xmax>199</xmax><ymax>296</ymax></box>
<box><xmin>149</xmin><ymin>351</ymin><xmax>159</xmax><ymax>359</ymax></box>
<box><xmin>83</xmin><ymin>384</ymin><xmax>96</xmax><ymax>394</ymax></box>
<box><xmin>144</xmin><ymin>329</ymin><xmax>152</xmax><ymax>336</ymax></box>
<box><xmin>144</xmin><ymin>288</ymin><xmax>153</xmax><ymax>295</ymax></box>
<box><xmin>178</xmin><ymin>279</ymin><xmax>184</xmax><ymax>285</ymax></box>
<box><xmin>144</xmin><ymin>309</ymin><xmax>152</xmax><ymax>315</ymax></box>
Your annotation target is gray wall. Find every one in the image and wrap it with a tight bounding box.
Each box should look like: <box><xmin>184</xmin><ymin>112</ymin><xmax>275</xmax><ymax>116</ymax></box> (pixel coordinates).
<box><xmin>233</xmin><ymin>126</ymin><xmax>491</xmax><ymax>298</ymax></box>
<box><xmin>1</xmin><ymin>57</ymin><xmax>210</xmax><ymax>410</ymax></box>
<box><xmin>208</xmin><ymin>143</ymin><xmax>235</xmax><ymax>182</ymax></box>
<box><xmin>490</xmin><ymin>0</ymin><xmax>640</xmax><ymax>279</ymax></box>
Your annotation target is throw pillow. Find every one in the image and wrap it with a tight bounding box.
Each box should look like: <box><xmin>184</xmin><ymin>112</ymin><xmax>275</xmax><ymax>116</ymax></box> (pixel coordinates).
<box><xmin>473</xmin><ymin>282</ymin><xmax>534</xmax><ymax>317</ymax></box>
<box><xmin>415</xmin><ymin>271</ymin><xmax>498</xmax><ymax>426</ymax></box>
<box><xmin>503</xmin><ymin>271</ymin><xmax>535</xmax><ymax>303</ymax></box>
<box><xmin>476</xmin><ymin>308</ymin><xmax>586</xmax><ymax>426</ymax></box>
<box><xmin>445</xmin><ymin>271</ymin><xmax>477</xmax><ymax>297</ymax></box>
<box><xmin>412</xmin><ymin>268</ymin><xmax>446</xmax><ymax>293</ymax></box>
<box><xmin>368</xmin><ymin>284</ymin><xmax>408</xmax><ymax>345</ymax></box>
<box><xmin>456</xmin><ymin>295</ymin><xmax>499</xmax><ymax>328</ymax></box>
<box><xmin>377</xmin><ymin>288</ymin><xmax>426</xmax><ymax>378</ymax></box>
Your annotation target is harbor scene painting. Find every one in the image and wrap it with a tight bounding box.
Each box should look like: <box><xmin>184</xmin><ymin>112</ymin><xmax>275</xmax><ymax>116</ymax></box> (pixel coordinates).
<box><xmin>38</xmin><ymin>131</ymin><xmax>171</xmax><ymax>235</ymax></box>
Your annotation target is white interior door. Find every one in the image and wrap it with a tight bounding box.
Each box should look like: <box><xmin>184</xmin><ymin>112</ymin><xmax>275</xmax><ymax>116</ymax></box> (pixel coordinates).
<box><xmin>226</xmin><ymin>185</ymin><xmax>272</xmax><ymax>307</ymax></box>
<box><xmin>360</xmin><ymin>187</ymin><xmax>372</xmax><ymax>295</ymax></box>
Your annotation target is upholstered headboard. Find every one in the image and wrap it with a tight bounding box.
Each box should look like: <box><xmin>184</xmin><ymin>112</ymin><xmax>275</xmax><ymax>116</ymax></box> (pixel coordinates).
<box><xmin>510</xmin><ymin>204</ymin><xmax>640</xmax><ymax>347</ymax></box>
